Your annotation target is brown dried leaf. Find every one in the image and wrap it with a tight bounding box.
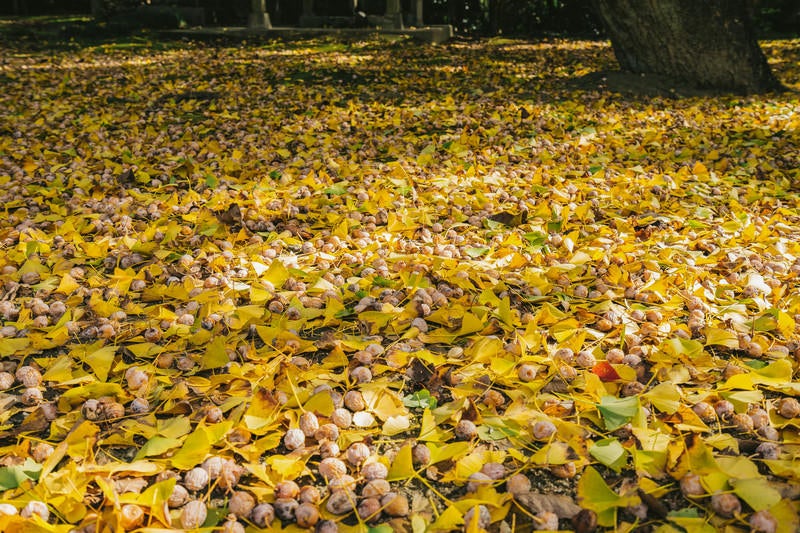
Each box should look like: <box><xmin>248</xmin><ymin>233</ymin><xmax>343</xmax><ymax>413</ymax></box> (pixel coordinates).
<box><xmin>515</xmin><ymin>491</ymin><xmax>582</xmax><ymax>518</ymax></box>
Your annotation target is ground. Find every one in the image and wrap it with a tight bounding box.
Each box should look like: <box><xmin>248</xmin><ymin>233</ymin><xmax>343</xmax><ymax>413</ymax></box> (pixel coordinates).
<box><xmin>1</xmin><ymin>18</ymin><xmax>800</xmax><ymax>533</ymax></box>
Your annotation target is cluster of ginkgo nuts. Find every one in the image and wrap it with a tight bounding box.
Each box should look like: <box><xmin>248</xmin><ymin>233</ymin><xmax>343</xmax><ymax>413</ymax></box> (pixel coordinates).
<box><xmin>78</xmin><ymin>367</ymin><xmax>152</xmax><ymax>420</ymax></box>
<box><xmin>278</xmin><ymin>397</ymin><xmax>411</xmax><ymax>528</ymax></box>
<box><xmin>0</xmin><ymin>501</ymin><xmax>51</xmax><ymax>522</ymax></box>
<box><xmin>55</xmin><ymin>456</ymin><xmax>247</xmax><ymax>531</ymax></box>
<box><xmin>103</xmin><ymin>457</ymin><xmax>245</xmax><ymax>531</ymax></box>
<box><xmin>691</xmin><ymin>396</ymin><xmax>798</xmax><ymax>441</ymax></box>
<box><xmin>460</xmin><ymin>470</ymin><xmax>564</xmax><ymax>531</ymax></box>
<box><xmin>0</xmin><ymin>363</ymin><xmax>50</xmax><ymax>407</ymax></box>
<box><xmin>0</xmin><ymin>296</ymin><xmax>65</xmax><ymax>331</ymax></box>
<box><xmin>679</xmin><ymin>473</ymin><xmax>778</xmax><ymax>532</ymax></box>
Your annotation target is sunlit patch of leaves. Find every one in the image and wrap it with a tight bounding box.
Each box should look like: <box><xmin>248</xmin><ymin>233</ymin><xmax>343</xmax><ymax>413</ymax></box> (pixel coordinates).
<box><xmin>0</xmin><ymin>34</ymin><xmax>800</xmax><ymax>532</ymax></box>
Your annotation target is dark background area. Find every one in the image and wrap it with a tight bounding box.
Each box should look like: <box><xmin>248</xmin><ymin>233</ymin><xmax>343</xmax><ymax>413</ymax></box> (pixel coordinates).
<box><xmin>0</xmin><ymin>0</ymin><xmax>798</xmax><ymax>36</ymax></box>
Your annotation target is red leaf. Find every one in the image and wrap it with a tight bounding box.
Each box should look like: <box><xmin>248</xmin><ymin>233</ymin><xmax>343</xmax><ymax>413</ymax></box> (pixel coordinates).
<box><xmin>592</xmin><ymin>361</ymin><xmax>621</xmax><ymax>382</ymax></box>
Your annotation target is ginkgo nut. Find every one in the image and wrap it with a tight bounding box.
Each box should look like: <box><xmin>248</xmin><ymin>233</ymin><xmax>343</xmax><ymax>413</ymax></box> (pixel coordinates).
<box><xmin>318</xmin><ymin>457</ymin><xmax>347</xmax><ymax>480</ymax></box>
<box><xmin>250</xmin><ymin>504</ymin><xmax>275</xmax><ymax>528</ymax></box>
<box><xmin>380</xmin><ymin>492</ymin><xmax>409</xmax><ymax>517</ymax></box>
<box><xmin>180</xmin><ymin>500</ymin><xmax>207</xmax><ymax>529</ymax></box>
<box><xmin>298</xmin><ymin>412</ymin><xmax>319</xmax><ymax>437</ymax></box>
<box><xmin>692</xmin><ymin>401</ymin><xmax>716</xmax><ymax>423</ymax></box>
<box><xmin>20</xmin><ymin>501</ymin><xmax>49</xmax><ymax>521</ymax></box>
<box><xmin>534</xmin><ymin>511</ymin><xmax>559</xmax><ymax>531</ymax></box>
<box><xmin>30</xmin><ymin>442</ymin><xmax>53</xmax><ymax>463</ymax></box>
<box><xmin>325</xmin><ymin>491</ymin><xmax>355</xmax><ymax>515</ymax></box>
<box><xmin>0</xmin><ymin>503</ymin><xmax>17</xmax><ymax>516</ymax></box>
<box><xmin>0</xmin><ymin>372</ymin><xmax>15</xmax><ymax>390</ymax></box>
<box><xmin>412</xmin><ymin>443</ymin><xmax>431</xmax><ymax>466</ymax></box>
<box><xmin>227</xmin><ymin>491</ymin><xmax>255</xmax><ymax>519</ymax></box>
<box><xmin>328</xmin><ymin>474</ymin><xmax>357</xmax><ymax>493</ymax></box>
<box><xmin>273</xmin><ymin>498</ymin><xmax>299</xmax><ymax>521</ymax></box>
<box><xmin>183</xmin><ymin>468</ymin><xmax>210</xmax><ymax>492</ymax></box>
<box><xmin>749</xmin><ymin>510</ymin><xmax>778</xmax><ymax>533</ymax></box>
<box><xmin>730</xmin><ymin>413</ymin><xmax>754</xmax><ymax>433</ymax></box>
<box><xmin>119</xmin><ymin>504</ymin><xmax>145</xmax><ymax>530</ymax></box>
<box><xmin>319</xmin><ymin>440</ymin><xmax>340</xmax><ymax>458</ymax></box>
<box><xmin>710</xmin><ymin>492</ymin><xmax>741</xmax><ymax>518</ymax></box>
<box><xmin>220</xmin><ymin>517</ymin><xmax>245</xmax><ymax>533</ymax></box>
<box><xmin>15</xmin><ymin>366</ymin><xmax>42</xmax><ymax>388</ymax></box>
<box><xmin>756</xmin><ymin>441</ymin><xmax>780</xmax><ymax>460</ymax></box>
<box><xmin>531</xmin><ymin>420</ymin><xmax>557</xmax><ymax>440</ymax></box>
<box><xmin>345</xmin><ymin>442</ymin><xmax>370</xmax><ymax>465</ymax></box>
<box><xmin>357</xmin><ymin>497</ymin><xmax>382</xmax><ymax>521</ymax></box>
<box><xmin>343</xmin><ymin>391</ymin><xmax>366</xmax><ymax>412</ymax></box>
<box><xmin>506</xmin><ymin>473</ymin><xmax>531</xmax><ymax>496</ymax></box>
<box><xmin>455</xmin><ymin>419</ymin><xmax>478</xmax><ymax>440</ymax></box>
<box><xmin>20</xmin><ymin>387</ymin><xmax>42</xmax><ymax>405</ymax></box>
<box><xmin>314</xmin><ymin>423</ymin><xmax>339</xmax><ymax>442</ymax></box>
<box><xmin>605</xmin><ymin>349</ymin><xmax>625</xmax><ymax>364</ymax></box>
<box><xmin>575</xmin><ymin>350</ymin><xmax>596</xmax><ymax>367</ymax></box>
<box><xmin>466</xmin><ymin>472</ymin><xmax>492</xmax><ymax>493</ymax></box>
<box><xmin>275</xmin><ymin>481</ymin><xmax>300</xmax><ymax>500</ymax></box>
<box><xmin>168</xmin><ymin>485</ymin><xmax>189</xmax><ymax>508</ymax></box>
<box><xmin>517</xmin><ymin>364</ymin><xmax>538</xmax><ymax>382</ymax></box>
<box><xmin>295</xmin><ymin>502</ymin><xmax>320</xmax><ymax>528</ymax></box>
<box><xmin>714</xmin><ymin>400</ymin><xmax>735</xmax><ymax>421</ymax></box>
<box><xmin>758</xmin><ymin>425</ymin><xmax>780</xmax><ymax>441</ymax></box>
<box><xmin>550</xmin><ymin>461</ymin><xmax>577</xmax><ymax>479</ymax></box>
<box><xmin>464</xmin><ymin>505</ymin><xmax>491</xmax><ymax>530</ymax></box>
<box><xmin>777</xmin><ymin>397</ymin><xmax>800</xmax><ymax>418</ymax></box>
<box><xmin>299</xmin><ymin>485</ymin><xmax>321</xmax><ymax>504</ymax></box>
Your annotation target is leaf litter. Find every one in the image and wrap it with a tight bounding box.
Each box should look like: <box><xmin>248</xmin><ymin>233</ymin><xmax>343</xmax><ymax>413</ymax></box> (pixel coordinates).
<box><xmin>0</xmin><ymin>35</ymin><xmax>799</xmax><ymax>532</ymax></box>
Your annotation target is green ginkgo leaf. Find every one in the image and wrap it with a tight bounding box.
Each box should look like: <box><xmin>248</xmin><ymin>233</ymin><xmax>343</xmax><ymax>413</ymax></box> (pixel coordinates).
<box><xmin>589</xmin><ymin>438</ymin><xmax>628</xmax><ymax>472</ymax></box>
<box><xmin>0</xmin><ymin>458</ymin><xmax>42</xmax><ymax>491</ymax></box>
<box><xmin>598</xmin><ymin>396</ymin><xmax>640</xmax><ymax>431</ymax></box>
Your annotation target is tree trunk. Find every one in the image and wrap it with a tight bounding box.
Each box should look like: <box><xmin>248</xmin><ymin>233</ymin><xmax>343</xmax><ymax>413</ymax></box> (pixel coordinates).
<box><xmin>592</xmin><ymin>0</ymin><xmax>783</xmax><ymax>94</ymax></box>
<box><xmin>90</xmin><ymin>0</ymin><xmax>104</xmax><ymax>19</ymax></box>
<box><xmin>489</xmin><ymin>0</ymin><xmax>500</xmax><ymax>35</ymax></box>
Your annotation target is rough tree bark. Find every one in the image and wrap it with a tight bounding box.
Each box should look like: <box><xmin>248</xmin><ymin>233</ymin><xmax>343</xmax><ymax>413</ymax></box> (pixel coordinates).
<box><xmin>592</xmin><ymin>0</ymin><xmax>784</xmax><ymax>94</ymax></box>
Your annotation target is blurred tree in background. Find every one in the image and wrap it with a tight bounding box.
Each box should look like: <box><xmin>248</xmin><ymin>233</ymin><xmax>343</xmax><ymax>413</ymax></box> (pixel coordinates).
<box><xmin>1</xmin><ymin>0</ymin><xmax>797</xmax><ymax>37</ymax></box>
